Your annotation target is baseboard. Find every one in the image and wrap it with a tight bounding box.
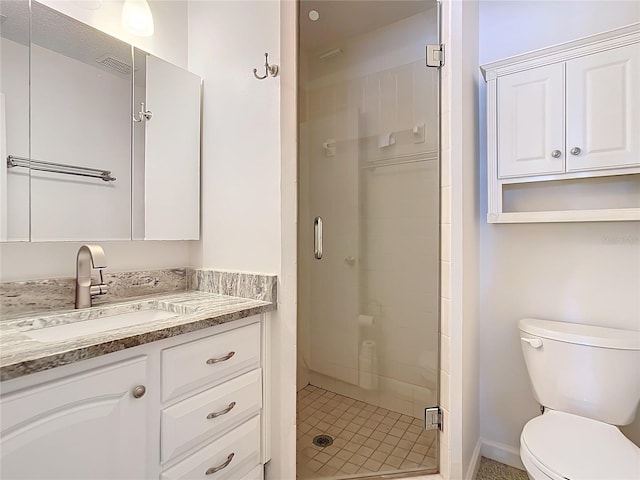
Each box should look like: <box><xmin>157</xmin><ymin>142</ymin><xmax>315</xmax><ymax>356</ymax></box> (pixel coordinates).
<box><xmin>481</xmin><ymin>438</ymin><xmax>525</xmax><ymax>470</ymax></box>
<box><xmin>465</xmin><ymin>439</ymin><xmax>483</xmax><ymax>480</ymax></box>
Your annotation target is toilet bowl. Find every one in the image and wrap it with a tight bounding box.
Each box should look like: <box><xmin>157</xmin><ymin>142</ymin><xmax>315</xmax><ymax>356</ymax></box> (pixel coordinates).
<box><xmin>518</xmin><ymin>318</ymin><xmax>640</xmax><ymax>480</ymax></box>
<box><xmin>519</xmin><ymin>410</ymin><xmax>640</xmax><ymax>480</ymax></box>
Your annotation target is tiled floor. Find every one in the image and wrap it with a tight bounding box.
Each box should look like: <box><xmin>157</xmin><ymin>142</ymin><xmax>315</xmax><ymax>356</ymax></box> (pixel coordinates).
<box><xmin>297</xmin><ymin>385</ymin><xmax>438</xmax><ymax>479</ymax></box>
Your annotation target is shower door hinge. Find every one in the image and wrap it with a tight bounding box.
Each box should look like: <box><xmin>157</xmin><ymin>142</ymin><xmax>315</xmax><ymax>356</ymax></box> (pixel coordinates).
<box><xmin>426</xmin><ymin>44</ymin><xmax>445</xmax><ymax>68</ymax></box>
<box><xmin>424</xmin><ymin>406</ymin><xmax>443</xmax><ymax>431</ymax></box>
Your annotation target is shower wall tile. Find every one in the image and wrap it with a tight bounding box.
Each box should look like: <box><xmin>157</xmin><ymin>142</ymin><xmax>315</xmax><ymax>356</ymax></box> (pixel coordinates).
<box><xmin>441</xmin><ymin>185</ymin><xmax>451</xmax><ymax>223</ymax></box>
<box><xmin>440</xmin><ymin>372</ymin><xmax>450</xmax><ymax>411</ymax></box>
<box><xmin>440</xmin><ymin>407</ymin><xmax>451</xmax><ymax>480</ymax></box>
<box><xmin>441</xmin><ymin>261</ymin><xmax>451</xmax><ymax>300</ymax></box>
<box><xmin>441</xmin><ymin>334</ymin><xmax>451</xmax><ymax>374</ymax></box>
<box><xmin>380</xmin><ymin>71</ymin><xmax>397</xmax><ymax>134</ymax></box>
<box><xmin>441</xmin><ymin>224</ymin><xmax>451</xmax><ymax>262</ymax></box>
<box><xmin>441</xmin><ymin>298</ymin><xmax>451</xmax><ymax>337</ymax></box>
<box><xmin>397</xmin><ymin>64</ymin><xmax>414</xmax><ymax>130</ymax></box>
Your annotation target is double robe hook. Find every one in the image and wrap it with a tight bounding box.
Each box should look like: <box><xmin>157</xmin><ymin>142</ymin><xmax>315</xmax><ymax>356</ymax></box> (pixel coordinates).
<box><xmin>253</xmin><ymin>53</ymin><xmax>279</xmax><ymax>80</ymax></box>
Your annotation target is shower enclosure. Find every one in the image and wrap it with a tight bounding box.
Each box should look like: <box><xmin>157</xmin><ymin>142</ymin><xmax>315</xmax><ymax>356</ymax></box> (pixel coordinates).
<box><xmin>297</xmin><ymin>0</ymin><xmax>441</xmax><ymax>478</ymax></box>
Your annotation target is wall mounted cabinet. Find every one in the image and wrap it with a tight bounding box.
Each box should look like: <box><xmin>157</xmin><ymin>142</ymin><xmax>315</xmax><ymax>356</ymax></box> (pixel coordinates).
<box><xmin>0</xmin><ymin>1</ymin><xmax>201</xmax><ymax>242</ymax></box>
<box><xmin>482</xmin><ymin>23</ymin><xmax>640</xmax><ymax>223</ymax></box>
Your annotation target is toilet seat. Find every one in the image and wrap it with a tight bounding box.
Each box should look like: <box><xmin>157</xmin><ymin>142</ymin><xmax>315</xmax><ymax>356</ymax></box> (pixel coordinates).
<box><xmin>521</xmin><ymin>410</ymin><xmax>640</xmax><ymax>480</ymax></box>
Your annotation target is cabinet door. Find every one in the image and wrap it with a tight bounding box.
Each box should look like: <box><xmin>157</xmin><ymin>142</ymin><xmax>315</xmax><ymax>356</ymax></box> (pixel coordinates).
<box><xmin>0</xmin><ymin>357</ymin><xmax>148</xmax><ymax>479</ymax></box>
<box><xmin>566</xmin><ymin>43</ymin><xmax>640</xmax><ymax>172</ymax></box>
<box><xmin>497</xmin><ymin>63</ymin><xmax>565</xmax><ymax>178</ymax></box>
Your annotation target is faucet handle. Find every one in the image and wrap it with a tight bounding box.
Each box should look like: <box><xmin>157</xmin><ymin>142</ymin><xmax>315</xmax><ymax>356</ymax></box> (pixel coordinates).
<box><xmin>90</xmin><ymin>284</ymin><xmax>108</xmax><ymax>297</ymax></box>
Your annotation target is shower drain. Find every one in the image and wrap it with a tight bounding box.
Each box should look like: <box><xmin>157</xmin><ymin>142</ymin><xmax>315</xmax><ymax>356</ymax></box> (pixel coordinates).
<box><xmin>312</xmin><ymin>434</ymin><xmax>334</xmax><ymax>448</ymax></box>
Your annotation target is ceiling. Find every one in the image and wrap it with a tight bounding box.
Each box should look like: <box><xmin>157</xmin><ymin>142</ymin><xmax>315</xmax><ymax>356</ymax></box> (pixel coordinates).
<box><xmin>300</xmin><ymin>0</ymin><xmax>435</xmax><ymax>52</ymax></box>
<box><xmin>1</xmin><ymin>0</ymin><xmax>132</xmax><ymax>79</ymax></box>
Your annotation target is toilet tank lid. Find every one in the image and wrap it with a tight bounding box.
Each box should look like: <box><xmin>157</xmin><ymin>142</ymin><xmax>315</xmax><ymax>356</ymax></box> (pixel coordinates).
<box><xmin>519</xmin><ymin>318</ymin><xmax>640</xmax><ymax>350</ymax></box>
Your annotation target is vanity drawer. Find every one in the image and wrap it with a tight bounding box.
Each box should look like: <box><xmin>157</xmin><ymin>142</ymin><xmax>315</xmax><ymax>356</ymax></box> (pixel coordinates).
<box><xmin>162</xmin><ymin>322</ymin><xmax>260</xmax><ymax>402</ymax></box>
<box><xmin>161</xmin><ymin>415</ymin><xmax>260</xmax><ymax>480</ymax></box>
<box><xmin>161</xmin><ymin>368</ymin><xmax>262</xmax><ymax>464</ymax></box>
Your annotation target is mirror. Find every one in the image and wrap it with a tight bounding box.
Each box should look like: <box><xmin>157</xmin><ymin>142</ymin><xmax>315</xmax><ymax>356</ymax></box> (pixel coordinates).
<box><xmin>0</xmin><ymin>0</ymin><xmax>30</xmax><ymax>241</ymax></box>
<box><xmin>132</xmin><ymin>48</ymin><xmax>201</xmax><ymax>240</ymax></box>
<box><xmin>0</xmin><ymin>0</ymin><xmax>201</xmax><ymax>242</ymax></box>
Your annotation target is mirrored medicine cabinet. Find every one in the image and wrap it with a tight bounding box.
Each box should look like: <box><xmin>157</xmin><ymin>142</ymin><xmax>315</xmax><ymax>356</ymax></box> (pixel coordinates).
<box><xmin>0</xmin><ymin>0</ymin><xmax>201</xmax><ymax>242</ymax></box>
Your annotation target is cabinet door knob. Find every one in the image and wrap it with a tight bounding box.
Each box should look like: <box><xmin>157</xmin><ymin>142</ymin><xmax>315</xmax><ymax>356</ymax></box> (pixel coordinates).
<box><xmin>205</xmin><ymin>453</ymin><xmax>234</xmax><ymax>475</ymax></box>
<box><xmin>132</xmin><ymin>385</ymin><xmax>146</xmax><ymax>399</ymax></box>
<box><xmin>570</xmin><ymin>147</ymin><xmax>582</xmax><ymax>156</ymax></box>
<box><xmin>551</xmin><ymin>150</ymin><xmax>562</xmax><ymax>158</ymax></box>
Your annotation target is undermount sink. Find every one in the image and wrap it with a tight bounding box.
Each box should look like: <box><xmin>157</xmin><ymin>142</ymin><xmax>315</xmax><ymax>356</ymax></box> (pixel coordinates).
<box><xmin>25</xmin><ymin>308</ymin><xmax>178</xmax><ymax>343</ymax></box>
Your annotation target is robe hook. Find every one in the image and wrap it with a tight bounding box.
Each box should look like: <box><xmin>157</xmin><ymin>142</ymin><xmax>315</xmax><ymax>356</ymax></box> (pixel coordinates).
<box><xmin>253</xmin><ymin>52</ymin><xmax>279</xmax><ymax>80</ymax></box>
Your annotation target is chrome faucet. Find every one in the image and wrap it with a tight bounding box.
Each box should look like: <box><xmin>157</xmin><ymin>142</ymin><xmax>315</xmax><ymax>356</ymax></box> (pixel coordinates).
<box><xmin>75</xmin><ymin>244</ymin><xmax>108</xmax><ymax>309</ymax></box>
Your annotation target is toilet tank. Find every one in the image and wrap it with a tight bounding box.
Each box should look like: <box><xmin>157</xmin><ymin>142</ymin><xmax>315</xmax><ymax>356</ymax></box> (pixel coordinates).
<box><xmin>519</xmin><ymin>318</ymin><xmax>640</xmax><ymax>426</ymax></box>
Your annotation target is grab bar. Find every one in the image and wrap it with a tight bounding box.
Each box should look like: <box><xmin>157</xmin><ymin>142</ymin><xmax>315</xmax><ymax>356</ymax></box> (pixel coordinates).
<box><xmin>314</xmin><ymin>216</ymin><xmax>323</xmax><ymax>260</ymax></box>
<box><xmin>7</xmin><ymin>155</ymin><xmax>116</xmax><ymax>182</ymax></box>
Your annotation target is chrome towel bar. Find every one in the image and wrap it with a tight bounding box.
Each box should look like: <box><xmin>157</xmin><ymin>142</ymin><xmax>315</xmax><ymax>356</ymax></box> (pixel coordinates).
<box><xmin>6</xmin><ymin>155</ymin><xmax>116</xmax><ymax>182</ymax></box>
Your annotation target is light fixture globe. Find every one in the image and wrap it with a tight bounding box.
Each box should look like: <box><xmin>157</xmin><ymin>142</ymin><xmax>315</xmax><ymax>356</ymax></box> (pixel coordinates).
<box><xmin>122</xmin><ymin>0</ymin><xmax>154</xmax><ymax>37</ymax></box>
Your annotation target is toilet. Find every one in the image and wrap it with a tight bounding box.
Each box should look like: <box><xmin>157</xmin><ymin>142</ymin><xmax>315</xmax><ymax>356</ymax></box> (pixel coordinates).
<box><xmin>518</xmin><ymin>318</ymin><xmax>640</xmax><ymax>480</ymax></box>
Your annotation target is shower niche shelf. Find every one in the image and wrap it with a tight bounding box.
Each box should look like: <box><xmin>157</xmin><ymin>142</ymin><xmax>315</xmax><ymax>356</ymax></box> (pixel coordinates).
<box><xmin>481</xmin><ymin>23</ymin><xmax>640</xmax><ymax>223</ymax></box>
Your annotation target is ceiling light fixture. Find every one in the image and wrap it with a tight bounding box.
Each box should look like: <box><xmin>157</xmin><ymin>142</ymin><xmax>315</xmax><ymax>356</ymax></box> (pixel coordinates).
<box><xmin>308</xmin><ymin>10</ymin><xmax>320</xmax><ymax>22</ymax></box>
<box><xmin>122</xmin><ymin>0</ymin><xmax>154</xmax><ymax>37</ymax></box>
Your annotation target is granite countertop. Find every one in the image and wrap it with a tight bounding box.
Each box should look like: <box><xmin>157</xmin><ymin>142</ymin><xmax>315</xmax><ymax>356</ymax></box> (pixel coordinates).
<box><xmin>0</xmin><ymin>290</ymin><xmax>275</xmax><ymax>381</ymax></box>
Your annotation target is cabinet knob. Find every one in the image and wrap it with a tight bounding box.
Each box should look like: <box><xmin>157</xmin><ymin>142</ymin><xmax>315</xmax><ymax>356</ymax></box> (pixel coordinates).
<box><xmin>551</xmin><ymin>150</ymin><xmax>562</xmax><ymax>158</ymax></box>
<box><xmin>570</xmin><ymin>147</ymin><xmax>582</xmax><ymax>156</ymax></box>
<box><xmin>132</xmin><ymin>385</ymin><xmax>146</xmax><ymax>399</ymax></box>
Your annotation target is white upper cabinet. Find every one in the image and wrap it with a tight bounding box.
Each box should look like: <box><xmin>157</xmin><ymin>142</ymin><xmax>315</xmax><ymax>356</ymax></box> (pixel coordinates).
<box><xmin>482</xmin><ymin>23</ymin><xmax>640</xmax><ymax>223</ymax></box>
<box><xmin>498</xmin><ymin>63</ymin><xmax>565</xmax><ymax>178</ymax></box>
<box><xmin>566</xmin><ymin>44</ymin><xmax>640</xmax><ymax>172</ymax></box>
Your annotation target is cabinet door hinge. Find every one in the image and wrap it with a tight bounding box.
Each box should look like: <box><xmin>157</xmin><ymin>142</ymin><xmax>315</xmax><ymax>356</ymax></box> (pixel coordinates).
<box><xmin>426</xmin><ymin>44</ymin><xmax>445</xmax><ymax>68</ymax></box>
<box><xmin>424</xmin><ymin>406</ymin><xmax>443</xmax><ymax>431</ymax></box>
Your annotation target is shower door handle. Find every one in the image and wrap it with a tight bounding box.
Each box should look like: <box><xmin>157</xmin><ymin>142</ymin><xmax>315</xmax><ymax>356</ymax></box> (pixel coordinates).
<box><xmin>314</xmin><ymin>216</ymin><xmax>323</xmax><ymax>260</ymax></box>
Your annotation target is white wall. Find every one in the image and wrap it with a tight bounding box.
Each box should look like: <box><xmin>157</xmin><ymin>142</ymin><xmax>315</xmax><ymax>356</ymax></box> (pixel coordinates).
<box><xmin>441</xmin><ymin>1</ymin><xmax>481</xmax><ymax>478</ymax></box>
<box><xmin>478</xmin><ymin>0</ymin><xmax>640</xmax><ymax>467</ymax></box>
<box><xmin>188</xmin><ymin>1</ymin><xmax>281</xmax><ymax>275</ymax></box>
<box><xmin>187</xmin><ymin>2</ymin><xmax>293</xmax><ymax>479</ymax></box>
<box><xmin>0</xmin><ymin>0</ymin><xmax>193</xmax><ymax>281</ymax></box>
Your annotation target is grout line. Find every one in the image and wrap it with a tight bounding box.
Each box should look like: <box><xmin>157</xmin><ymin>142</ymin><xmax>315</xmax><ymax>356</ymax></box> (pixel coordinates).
<box><xmin>297</xmin><ymin>385</ymin><xmax>438</xmax><ymax>479</ymax></box>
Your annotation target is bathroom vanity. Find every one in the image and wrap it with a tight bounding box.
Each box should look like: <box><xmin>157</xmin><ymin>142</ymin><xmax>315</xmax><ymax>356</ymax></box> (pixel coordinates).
<box><xmin>0</xmin><ymin>289</ymin><xmax>274</xmax><ymax>480</ymax></box>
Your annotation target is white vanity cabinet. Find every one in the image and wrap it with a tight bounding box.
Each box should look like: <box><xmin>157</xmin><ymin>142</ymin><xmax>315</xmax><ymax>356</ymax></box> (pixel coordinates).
<box><xmin>482</xmin><ymin>23</ymin><xmax>640</xmax><ymax>222</ymax></box>
<box><xmin>0</xmin><ymin>316</ymin><xmax>267</xmax><ymax>480</ymax></box>
<box><xmin>159</xmin><ymin>322</ymin><xmax>263</xmax><ymax>480</ymax></box>
<box><xmin>0</xmin><ymin>357</ymin><xmax>149</xmax><ymax>479</ymax></box>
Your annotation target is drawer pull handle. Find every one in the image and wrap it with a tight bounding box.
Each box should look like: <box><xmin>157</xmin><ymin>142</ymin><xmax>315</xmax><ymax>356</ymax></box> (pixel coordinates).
<box><xmin>206</xmin><ymin>351</ymin><xmax>235</xmax><ymax>365</ymax></box>
<box><xmin>207</xmin><ymin>401</ymin><xmax>236</xmax><ymax>419</ymax></box>
<box><xmin>205</xmin><ymin>453</ymin><xmax>234</xmax><ymax>475</ymax></box>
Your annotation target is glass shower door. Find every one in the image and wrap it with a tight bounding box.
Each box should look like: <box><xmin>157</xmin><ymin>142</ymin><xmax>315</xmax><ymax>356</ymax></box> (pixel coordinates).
<box><xmin>297</xmin><ymin>1</ymin><xmax>440</xmax><ymax>478</ymax></box>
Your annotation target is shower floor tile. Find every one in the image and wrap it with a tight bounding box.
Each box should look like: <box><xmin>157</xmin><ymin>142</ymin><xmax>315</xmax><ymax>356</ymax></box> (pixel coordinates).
<box><xmin>297</xmin><ymin>385</ymin><xmax>437</xmax><ymax>479</ymax></box>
